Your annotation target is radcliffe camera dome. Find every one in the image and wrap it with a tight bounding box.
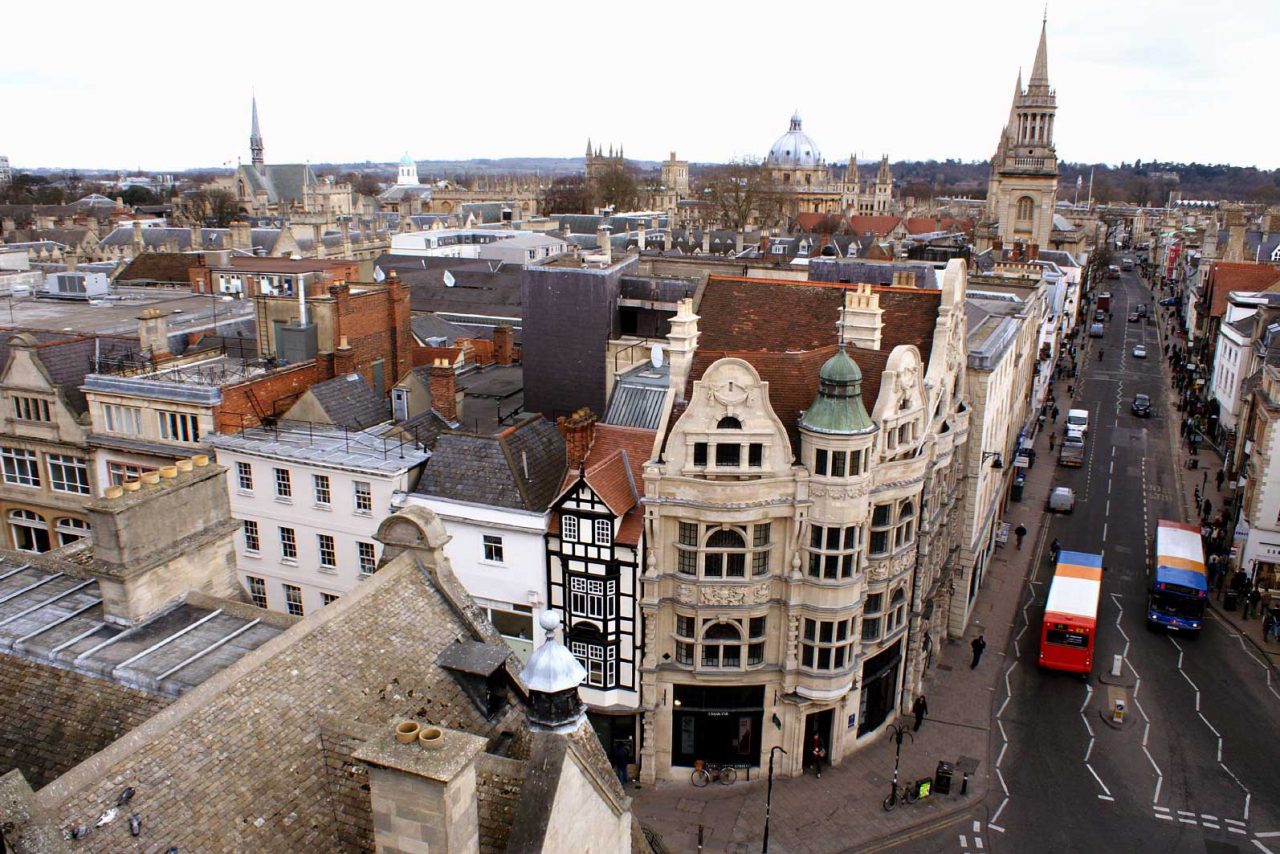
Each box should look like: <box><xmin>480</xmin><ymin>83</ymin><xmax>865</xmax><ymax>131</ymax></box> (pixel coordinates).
<box><xmin>767</xmin><ymin>112</ymin><xmax>822</xmax><ymax>168</ymax></box>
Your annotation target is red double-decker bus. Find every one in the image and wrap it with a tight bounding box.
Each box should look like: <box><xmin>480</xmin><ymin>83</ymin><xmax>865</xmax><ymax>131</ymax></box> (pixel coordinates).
<box><xmin>1039</xmin><ymin>550</ymin><xmax>1103</xmax><ymax>674</ymax></box>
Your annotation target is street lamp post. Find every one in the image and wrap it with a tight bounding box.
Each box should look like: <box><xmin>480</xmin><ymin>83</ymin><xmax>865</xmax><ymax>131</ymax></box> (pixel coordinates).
<box><xmin>762</xmin><ymin>745</ymin><xmax>787</xmax><ymax>854</ymax></box>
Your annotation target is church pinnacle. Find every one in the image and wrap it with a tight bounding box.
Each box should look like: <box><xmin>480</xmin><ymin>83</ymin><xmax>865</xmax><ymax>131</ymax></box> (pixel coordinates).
<box><xmin>1027</xmin><ymin>18</ymin><xmax>1050</xmax><ymax>93</ymax></box>
<box><xmin>250</xmin><ymin>93</ymin><xmax>264</xmax><ymax>170</ymax></box>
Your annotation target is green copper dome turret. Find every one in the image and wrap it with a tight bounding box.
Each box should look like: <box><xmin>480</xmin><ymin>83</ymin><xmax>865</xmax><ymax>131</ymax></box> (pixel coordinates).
<box><xmin>799</xmin><ymin>347</ymin><xmax>875</xmax><ymax>435</ymax></box>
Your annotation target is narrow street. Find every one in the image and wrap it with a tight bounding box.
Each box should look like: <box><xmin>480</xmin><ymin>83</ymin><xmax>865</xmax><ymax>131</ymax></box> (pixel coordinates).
<box><xmin>882</xmin><ymin>268</ymin><xmax>1280</xmax><ymax>853</ymax></box>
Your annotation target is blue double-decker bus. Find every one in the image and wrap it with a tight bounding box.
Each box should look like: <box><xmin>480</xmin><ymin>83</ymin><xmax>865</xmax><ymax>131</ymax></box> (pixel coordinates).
<box><xmin>1148</xmin><ymin>520</ymin><xmax>1207</xmax><ymax>632</ymax></box>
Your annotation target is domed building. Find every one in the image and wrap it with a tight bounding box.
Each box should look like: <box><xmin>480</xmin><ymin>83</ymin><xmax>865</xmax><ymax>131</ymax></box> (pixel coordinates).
<box><xmin>377</xmin><ymin>151</ymin><xmax>433</xmax><ymax>214</ymax></box>
<box><xmin>765</xmin><ymin>113</ymin><xmax>830</xmax><ymax>188</ymax></box>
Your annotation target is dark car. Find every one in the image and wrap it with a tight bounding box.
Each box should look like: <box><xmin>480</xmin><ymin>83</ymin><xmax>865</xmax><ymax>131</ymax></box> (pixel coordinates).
<box><xmin>1137</xmin><ymin>304</ymin><xmax>1148</xmax><ymax>317</ymax></box>
<box><xmin>1128</xmin><ymin>312</ymin><xmax>1140</xmax><ymax>322</ymax></box>
<box><xmin>1132</xmin><ymin>393</ymin><xmax>1152</xmax><ymax>417</ymax></box>
<box><xmin>1094</xmin><ymin>309</ymin><xmax>1106</xmax><ymax>322</ymax></box>
<box><xmin>1160</xmin><ymin>296</ymin><xmax>1179</xmax><ymax>306</ymax></box>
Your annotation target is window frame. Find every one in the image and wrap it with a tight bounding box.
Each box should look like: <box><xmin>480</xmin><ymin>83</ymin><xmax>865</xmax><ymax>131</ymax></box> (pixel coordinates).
<box><xmin>1</xmin><ymin>447</ymin><xmax>41</xmax><ymax>488</ymax></box>
<box><xmin>482</xmin><ymin>533</ymin><xmax>504</xmax><ymax>564</ymax></box>
<box><xmin>246</xmin><ymin>576</ymin><xmax>268</xmax><ymax>609</ymax></box>
<box><xmin>353</xmin><ymin>480</ymin><xmax>373</xmax><ymax>515</ymax></box>
<box><xmin>157</xmin><ymin>409</ymin><xmax>200</xmax><ymax>443</ymax></box>
<box><xmin>357</xmin><ymin>541</ymin><xmax>377</xmax><ymax>576</ymax></box>
<box><xmin>317</xmin><ymin>533</ymin><xmax>337</xmax><ymax>570</ymax></box>
<box><xmin>47</xmin><ymin>454</ymin><xmax>90</xmax><ymax>495</ymax></box>
<box><xmin>561</xmin><ymin>514</ymin><xmax>579</xmax><ymax>542</ymax></box>
<box><xmin>243</xmin><ymin>519</ymin><xmax>261</xmax><ymax>554</ymax></box>
<box><xmin>593</xmin><ymin>517</ymin><xmax>612</xmax><ymax>547</ymax></box>
<box><xmin>273</xmin><ymin>467</ymin><xmax>292</xmax><ymax>500</ymax></box>
<box><xmin>313</xmin><ymin>473</ymin><xmax>331</xmax><ymax>506</ymax></box>
<box><xmin>11</xmin><ymin>396</ymin><xmax>51</xmax><ymax>423</ymax></box>
<box><xmin>801</xmin><ymin>616</ymin><xmax>857</xmax><ymax>672</ymax></box>
<box><xmin>279</xmin><ymin>526</ymin><xmax>298</xmax><ymax>562</ymax></box>
<box><xmin>283</xmin><ymin>583</ymin><xmax>304</xmax><ymax>617</ymax></box>
<box><xmin>236</xmin><ymin>461</ymin><xmax>254</xmax><ymax>492</ymax></box>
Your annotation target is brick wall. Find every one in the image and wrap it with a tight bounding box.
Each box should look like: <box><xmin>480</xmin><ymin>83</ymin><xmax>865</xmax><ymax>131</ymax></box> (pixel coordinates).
<box><xmin>217</xmin><ymin>361</ymin><xmax>320</xmax><ymax>433</ymax></box>
<box><xmin>329</xmin><ymin>281</ymin><xmax>413</xmax><ymax>394</ymax></box>
<box><xmin>0</xmin><ymin>655</ymin><xmax>170</xmax><ymax>789</ymax></box>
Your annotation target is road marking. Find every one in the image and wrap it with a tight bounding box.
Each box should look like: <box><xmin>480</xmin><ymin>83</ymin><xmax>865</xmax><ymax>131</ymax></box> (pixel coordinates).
<box><xmin>1153</xmin><ymin>806</ymin><xmax>1169</xmax><ymax>813</ymax></box>
<box><xmin>988</xmin><ymin>825</ymin><xmax>1004</xmax><ymax>834</ymax></box>
<box><xmin>990</xmin><ymin>798</ymin><xmax>1008</xmax><ymax>827</ymax></box>
<box><xmin>1202</xmin><ymin>814</ymin><xmax>1218</xmax><ymax>822</ymax></box>
<box><xmin>1254</xmin><ymin>839</ymin><xmax>1276</xmax><ymax>854</ymax></box>
<box><xmin>1086</xmin><ymin>764</ymin><xmax>1112</xmax><ymax>797</ymax></box>
<box><xmin>972</xmin><ymin>821</ymin><xmax>981</xmax><ymax>834</ymax></box>
<box><xmin>1227</xmin><ymin>819</ymin><xmax>1248</xmax><ymax>827</ymax></box>
<box><xmin>1203</xmin><ymin>822</ymin><xmax>1220</xmax><ymax>830</ymax></box>
<box><xmin>1098</xmin><ymin>794</ymin><xmax>1115</xmax><ymax>802</ymax></box>
<box><xmin>974</xmin><ymin>838</ymin><xmax>984</xmax><ymax>849</ymax></box>
<box><xmin>959</xmin><ymin>834</ymin><xmax>967</xmax><ymax>847</ymax></box>
<box><xmin>1178</xmin><ymin>811</ymin><xmax>1195</xmax><ymax>817</ymax></box>
<box><xmin>1257</xmin><ymin>832</ymin><xmax>1280</xmax><ymax>838</ymax></box>
<box><xmin>1180</xmin><ymin>818</ymin><xmax>1198</xmax><ymax>825</ymax></box>
<box><xmin>1154</xmin><ymin>813</ymin><xmax>1174</xmax><ymax>822</ymax></box>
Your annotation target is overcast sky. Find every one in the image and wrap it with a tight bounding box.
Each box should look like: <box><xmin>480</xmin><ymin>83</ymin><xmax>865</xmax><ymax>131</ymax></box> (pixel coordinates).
<box><xmin>4</xmin><ymin>0</ymin><xmax>1275</xmax><ymax>172</ymax></box>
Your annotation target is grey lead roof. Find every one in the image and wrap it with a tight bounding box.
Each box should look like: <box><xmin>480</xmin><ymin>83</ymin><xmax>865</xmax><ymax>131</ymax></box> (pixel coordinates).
<box><xmin>0</xmin><ymin>557</ymin><xmax>284</xmax><ymax>698</ymax></box>
<box><xmin>303</xmin><ymin>372</ymin><xmax>389</xmax><ymax>430</ymax></box>
<box><xmin>210</xmin><ymin>421</ymin><xmax>429</xmax><ymax>474</ymax></box>
<box><xmin>605</xmin><ymin>362</ymin><xmax>669</xmax><ymax>430</ymax></box>
<box><xmin>413</xmin><ymin>415</ymin><xmax>566</xmax><ymax>511</ymax></box>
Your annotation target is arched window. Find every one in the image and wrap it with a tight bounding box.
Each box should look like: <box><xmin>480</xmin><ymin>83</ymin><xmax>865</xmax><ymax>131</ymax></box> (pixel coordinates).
<box><xmin>701</xmin><ymin>622</ymin><xmax>742</xmax><ymax>668</ymax></box>
<box><xmin>55</xmin><ymin>517</ymin><xmax>90</xmax><ymax>547</ymax></box>
<box><xmin>704</xmin><ymin>529</ymin><xmax>746</xmax><ymax>578</ymax></box>
<box><xmin>1016</xmin><ymin>196</ymin><xmax>1034</xmax><ymax>222</ymax></box>
<box><xmin>717</xmin><ymin>416</ymin><xmax>742</xmax><ymax>429</ymax></box>
<box><xmin>895</xmin><ymin>502</ymin><xmax>916</xmax><ymax>549</ymax></box>
<box><xmin>9</xmin><ymin>509</ymin><xmax>50</xmax><ymax>553</ymax></box>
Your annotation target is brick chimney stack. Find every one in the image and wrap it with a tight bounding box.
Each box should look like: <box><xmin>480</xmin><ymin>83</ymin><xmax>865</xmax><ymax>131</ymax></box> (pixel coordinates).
<box><xmin>429</xmin><ymin>358</ymin><xmax>459</xmax><ymax>424</ymax></box>
<box><xmin>556</xmin><ymin>408</ymin><xmax>597</xmax><ymax>470</ymax></box>
<box><xmin>493</xmin><ymin>325</ymin><xmax>515</xmax><ymax>366</ymax></box>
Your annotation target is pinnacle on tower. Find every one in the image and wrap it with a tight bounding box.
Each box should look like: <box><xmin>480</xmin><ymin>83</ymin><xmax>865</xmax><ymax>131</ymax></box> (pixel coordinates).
<box><xmin>586</xmin><ymin>137</ymin><xmax>593</xmax><ymax>158</ymax></box>
<box><xmin>250</xmin><ymin>93</ymin><xmax>264</xmax><ymax>170</ymax></box>
<box><xmin>1028</xmin><ymin>19</ymin><xmax>1050</xmax><ymax>91</ymax></box>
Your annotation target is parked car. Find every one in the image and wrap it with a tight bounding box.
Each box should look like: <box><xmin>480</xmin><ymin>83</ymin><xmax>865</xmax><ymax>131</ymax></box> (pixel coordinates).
<box><xmin>1133</xmin><ymin>344</ymin><xmax>1147</xmax><ymax>358</ymax></box>
<box><xmin>1160</xmin><ymin>296</ymin><xmax>1179</xmax><ymax>306</ymax></box>
<box><xmin>1094</xmin><ymin>309</ymin><xmax>1106</xmax><ymax>322</ymax></box>
<box><xmin>1046</xmin><ymin>486</ymin><xmax>1076</xmax><ymax>513</ymax></box>
<box><xmin>1058</xmin><ymin>435</ymin><xmax>1085</xmax><ymax>467</ymax></box>
<box><xmin>1128</xmin><ymin>312</ymin><xmax>1141</xmax><ymax>322</ymax></box>
<box><xmin>1132</xmin><ymin>393</ymin><xmax>1152</xmax><ymax>417</ymax></box>
<box><xmin>1089</xmin><ymin>323</ymin><xmax>1105</xmax><ymax>337</ymax></box>
<box><xmin>1067</xmin><ymin>408</ymin><xmax>1090</xmax><ymax>434</ymax></box>
<box><xmin>1137</xmin><ymin>304</ymin><xmax>1148</xmax><ymax>317</ymax></box>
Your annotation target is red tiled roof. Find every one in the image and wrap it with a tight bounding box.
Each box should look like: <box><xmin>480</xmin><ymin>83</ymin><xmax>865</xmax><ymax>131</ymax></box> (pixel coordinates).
<box><xmin>552</xmin><ymin>424</ymin><xmax>656</xmax><ymax>545</ymax></box>
<box><xmin>1208</xmin><ymin>262</ymin><xmax>1280</xmax><ymax>318</ymax></box>
<box><xmin>794</xmin><ymin>212</ymin><xmax>827</xmax><ymax>231</ymax></box>
<box><xmin>905</xmin><ymin>217</ymin><xmax>940</xmax><ymax>234</ymax></box>
<box><xmin>696</xmin><ymin>276</ymin><xmax>940</xmax><ymax>361</ymax></box>
<box><xmin>940</xmin><ymin>217</ymin><xmax>975</xmax><ymax>235</ymax></box>
<box><xmin>847</xmin><ymin>215</ymin><xmax>901</xmax><ymax>237</ymax></box>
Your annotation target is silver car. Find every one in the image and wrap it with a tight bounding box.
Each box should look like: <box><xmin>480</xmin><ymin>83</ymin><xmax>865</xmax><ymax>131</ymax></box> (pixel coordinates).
<box><xmin>1132</xmin><ymin>344</ymin><xmax>1147</xmax><ymax>358</ymax></box>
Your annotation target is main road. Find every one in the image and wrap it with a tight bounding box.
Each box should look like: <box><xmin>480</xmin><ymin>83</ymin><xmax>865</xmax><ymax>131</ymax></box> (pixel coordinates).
<box><xmin>880</xmin><ymin>267</ymin><xmax>1280</xmax><ymax>854</ymax></box>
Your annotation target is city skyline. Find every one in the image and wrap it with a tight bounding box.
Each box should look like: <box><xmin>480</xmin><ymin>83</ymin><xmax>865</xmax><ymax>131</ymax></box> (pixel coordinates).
<box><xmin>3</xmin><ymin>0</ymin><xmax>1276</xmax><ymax>171</ymax></box>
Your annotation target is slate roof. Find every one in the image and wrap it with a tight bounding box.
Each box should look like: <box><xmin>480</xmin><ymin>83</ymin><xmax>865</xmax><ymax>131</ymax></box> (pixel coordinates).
<box><xmin>0</xmin><ymin>330</ymin><xmax>139</xmax><ymax>415</ymax></box>
<box><xmin>375</xmin><ymin>254</ymin><xmax>524</xmax><ymax>321</ymax></box>
<box><xmin>411</xmin><ymin>313</ymin><xmax>473</xmax><ymax>345</ymax></box>
<box><xmin>99</xmin><ymin>226</ymin><xmax>283</xmax><ymax>255</ymax></box>
<box><xmin>237</xmin><ymin>162</ymin><xmax>319</xmax><ymax>205</ymax></box>
<box><xmin>298</xmin><ymin>372</ymin><xmax>389</xmax><ymax>430</ymax></box>
<box><xmin>113</xmin><ymin>252</ymin><xmax>202</xmax><ymax>284</ymax></box>
<box><xmin>414</xmin><ymin>415</ymin><xmax>566</xmax><ymax>512</ymax></box>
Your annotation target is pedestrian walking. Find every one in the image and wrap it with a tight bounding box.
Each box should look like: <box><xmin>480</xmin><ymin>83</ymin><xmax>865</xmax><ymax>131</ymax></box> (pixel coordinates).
<box><xmin>1216</xmin><ymin>470</ymin><xmax>1226</xmax><ymax>491</ymax></box>
<box><xmin>1052</xmin><ymin>405</ymin><xmax>1060</xmax><ymax>422</ymax></box>
<box><xmin>1050</xmin><ymin>538</ymin><xmax>1061</xmax><ymax>563</ymax></box>
<box><xmin>1245</xmin><ymin>586</ymin><xmax>1261</xmax><ymax>621</ymax></box>
<box><xmin>970</xmin><ymin>635</ymin><xmax>987</xmax><ymax>669</ymax></box>
<box><xmin>912</xmin><ymin>695</ymin><xmax>929</xmax><ymax>732</ymax></box>
<box><xmin>1049</xmin><ymin>432</ymin><xmax>1056</xmax><ymax>452</ymax></box>
<box><xmin>1067</xmin><ymin>384</ymin><xmax>1074</xmax><ymax>397</ymax></box>
<box><xmin>809</xmin><ymin>732</ymin><xmax>826</xmax><ymax>778</ymax></box>
<box><xmin>1015</xmin><ymin>523</ymin><xmax>1028</xmax><ymax>550</ymax></box>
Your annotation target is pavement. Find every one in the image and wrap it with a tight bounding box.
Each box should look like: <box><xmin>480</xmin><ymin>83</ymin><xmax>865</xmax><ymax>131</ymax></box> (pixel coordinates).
<box><xmin>632</xmin><ymin>409</ymin><xmax>1062</xmax><ymax>854</ymax></box>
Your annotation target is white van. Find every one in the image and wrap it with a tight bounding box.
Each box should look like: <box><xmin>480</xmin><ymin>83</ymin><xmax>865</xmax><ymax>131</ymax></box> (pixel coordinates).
<box><xmin>1067</xmin><ymin>409</ymin><xmax>1089</xmax><ymax>435</ymax></box>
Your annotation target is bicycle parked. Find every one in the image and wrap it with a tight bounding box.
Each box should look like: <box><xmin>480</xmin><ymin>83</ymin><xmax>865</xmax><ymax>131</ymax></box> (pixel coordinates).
<box><xmin>690</xmin><ymin>761</ymin><xmax>737</xmax><ymax>787</ymax></box>
<box><xmin>882</xmin><ymin>780</ymin><xmax>920</xmax><ymax>811</ymax></box>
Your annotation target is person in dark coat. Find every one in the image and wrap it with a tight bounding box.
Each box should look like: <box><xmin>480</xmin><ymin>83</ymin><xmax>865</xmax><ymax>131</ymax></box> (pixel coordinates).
<box><xmin>912</xmin><ymin>695</ymin><xmax>929</xmax><ymax>731</ymax></box>
<box><xmin>809</xmin><ymin>732</ymin><xmax>827</xmax><ymax>778</ymax></box>
<box><xmin>1015</xmin><ymin>524</ymin><xmax>1028</xmax><ymax>550</ymax></box>
<box><xmin>971</xmin><ymin>635</ymin><xmax>987</xmax><ymax>669</ymax></box>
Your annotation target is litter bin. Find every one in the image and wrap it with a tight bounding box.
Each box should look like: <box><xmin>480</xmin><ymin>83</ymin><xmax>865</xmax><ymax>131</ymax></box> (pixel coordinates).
<box><xmin>1224</xmin><ymin>589</ymin><xmax>1239</xmax><ymax>612</ymax></box>
<box><xmin>934</xmin><ymin>761</ymin><xmax>954</xmax><ymax>795</ymax></box>
<box><xmin>1010</xmin><ymin>475</ymin><xmax>1026</xmax><ymax>503</ymax></box>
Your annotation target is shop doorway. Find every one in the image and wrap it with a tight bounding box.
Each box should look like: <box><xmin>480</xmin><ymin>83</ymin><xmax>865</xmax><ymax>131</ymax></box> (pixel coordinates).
<box><xmin>671</xmin><ymin>684</ymin><xmax>764</xmax><ymax>768</ymax></box>
<box><xmin>803</xmin><ymin>708</ymin><xmax>834</xmax><ymax>771</ymax></box>
<box><xmin>858</xmin><ymin>640</ymin><xmax>902</xmax><ymax>736</ymax></box>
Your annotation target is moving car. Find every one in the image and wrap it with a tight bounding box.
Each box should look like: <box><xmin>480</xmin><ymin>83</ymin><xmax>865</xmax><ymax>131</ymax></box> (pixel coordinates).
<box><xmin>1128</xmin><ymin>312</ymin><xmax>1141</xmax><ymax>322</ymax></box>
<box><xmin>1137</xmin><ymin>304</ymin><xmax>1148</xmax><ymax>317</ymax></box>
<box><xmin>1132</xmin><ymin>393</ymin><xmax>1152</xmax><ymax>417</ymax></box>
<box><xmin>1133</xmin><ymin>344</ymin><xmax>1147</xmax><ymax>358</ymax></box>
<box><xmin>1122</xmin><ymin>259</ymin><xmax>1135</xmax><ymax>271</ymax></box>
<box><xmin>1160</xmin><ymin>296</ymin><xmax>1179</xmax><ymax>306</ymax></box>
<box><xmin>1046</xmin><ymin>486</ymin><xmax>1076</xmax><ymax>513</ymax></box>
<box><xmin>1067</xmin><ymin>409</ymin><xmax>1090</xmax><ymax>434</ymax></box>
<box><xmin>1089</xmin><ymin>323</ymin><xmax>1104</xmax><ymax>337</ymax></box>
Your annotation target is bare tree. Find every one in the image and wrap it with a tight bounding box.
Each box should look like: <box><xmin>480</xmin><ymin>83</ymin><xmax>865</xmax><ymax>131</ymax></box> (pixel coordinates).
<box><xmin>541</xmin><ymin>175</ymin><xmax>592</xmax><ymax>214</ymax></box>
<box><xmin>699</xmin><ymin>159</ymin><xmax>779</xmax><ymax>231</ymax></box>
<box><xmin>181</xmin><ymin>189</ymin><xmax>241</xmax><ymax>227</ymax></box>
<box><xmin>592</xmin><ymin>162</ymin><xmax>639</xmax><ymax>212</ymax></box>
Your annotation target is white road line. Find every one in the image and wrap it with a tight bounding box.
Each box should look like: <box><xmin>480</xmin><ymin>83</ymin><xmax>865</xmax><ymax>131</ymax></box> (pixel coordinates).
<box><xmin>990</xmin><ymin>798</ymin><xmax>1008</xmax><ymax>827</ymax></box>
<box><xmin>1253</xmin><ymin>839</ymin><xmax>1276</xmax><ymax>854</ymax></box>
<box><xmin>1086</xmin><ymin>764</ymin><xmax>1112</xmax><ymax>797</ymax></box>
<box><xmin>1227</xmin><ymin>819</ymin><xmax>1248</xmax><ymax>827</ymax></box>
<box><xmin>1203</xmin><ymin>822</ymin><xmax>1220</xmax><ymax>830</ymax></box>
<box><xmin>1202</xmin><ymin>814</ymin><xmax>1218</xmax><ymax>822</ymax></box>
<box><xmin>1180</xmin><ymin>818</ymin><xmax>1198</xmax><ymax>825</ymax></box>
<box><xmin>1198</xmin><ymin>713</ymin><xmax>1221</xmax><ymax>738</ymax></box>
<box><xmin>972</xmin><ymin>821</ymin><xmax>981</xmax><ymax>834</ymax></box>
<box><xmin>959</xmin><ymin>834</ymin><xmax>967</xmax><ymax>847</ymax></box>
<box><xmin>974</xmin><ymin>838</ymin><xmax>984</xmax><ymax>850</ymax></box>
<box><xmin>988</xmin><ymin>825</ymin><xmax>1004</xmax><ymax>834</ymax></box>
<box><xmin>1154</xmin><ymin>813</ymin><xmax>1174</xmax><ymax>822</ymax></box>
<box><xmin>1257</xmin><ymin>832</ymin><xmax>1280</xmax><ymax>839</ymax></box>
<box><xmin>996</xmin><ymin>741</ymin><xmax>1008</xmax><ymax>768</ymax></box>
<box><xmin>1177</xmin><ymin>811</ymin><xmax>1195</xmax><ymax>817</ymax></box>
<box><xmin>1153</xmin><ymin>806</ymin><xmax>1170</xmax><ymax>813</ymax></box>
<box><xmin>1098</xmin><ymin>794</ymin><xmax>1115</xmax><ymax>802</ymax></box>
<box><xmin>1230</xmin><ymin>827</ymin><xmax>1247</xmax><ymax>835</ymax></box>
<box><xmin>996</xmin><ymin>767</ymin><xmax>1009</xmax><ymax>797</ymax></box>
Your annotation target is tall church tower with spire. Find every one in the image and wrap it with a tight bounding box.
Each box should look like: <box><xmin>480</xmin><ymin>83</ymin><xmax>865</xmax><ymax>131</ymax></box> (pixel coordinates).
<box><xmin>250</xmin><ymin>94</ymin><xmax>264</xmax><ymax>173</ymax></box>
<box><xmin>979</xmin><ymin>19</ymin><xmax>1059</xmax><ymax>253</ymax></box>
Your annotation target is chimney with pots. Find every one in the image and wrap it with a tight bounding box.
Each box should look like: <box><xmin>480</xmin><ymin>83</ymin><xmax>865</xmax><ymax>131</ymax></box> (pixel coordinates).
<box><xmin>429</xmin><ymin>358</ymin><xmax>460</xmax><ymax>423</ymax></box>
<box><xmin>556</xmin><ymin>408</ymin><xmax>597</xmax><ymax>470</ymax></box>
<box><xmin>839</xmin><ymin>283</ymin><xmax>884</xmax><ymax>351</ymax></box>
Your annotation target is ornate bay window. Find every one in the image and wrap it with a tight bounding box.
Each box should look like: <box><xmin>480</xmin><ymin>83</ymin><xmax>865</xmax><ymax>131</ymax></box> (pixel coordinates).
<box><xmin>674</xmin><ymin>521</ymin><xmax>773</xmax><ymax>578</ymax></box>
<box><xmin>806</xmin><ymin>523</ymin><xmax>864</xmax><ymax>579</ymax></box>
<box><xmin>800</xmin><ymin>617</ymin><xmax>857</xmax><ymax>672</ymax></box>
<box><xmin>672</xmin><ymin>614</ymin><xmax>767</xmax><ymax>670</ymax></box>
<box><xmin>868</xmin><ymin>500</ymin><xmax>916</xmax><ymax>557</ymax></box>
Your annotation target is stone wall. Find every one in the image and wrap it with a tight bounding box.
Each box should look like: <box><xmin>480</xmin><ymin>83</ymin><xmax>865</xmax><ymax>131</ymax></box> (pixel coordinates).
<box><xmin>474</xmin><ymin>753</ymin><xmax>524</xmax><ymax>852</ymax></box>
<box><xmin>0</xmin><ymin>655</ymin><xmax>170</xmax><ymax>789</ymax></box>
<box><xmin>318</xmin><ymin>721</ymin><xmax>375</xmax><ymax>852</ymax></box>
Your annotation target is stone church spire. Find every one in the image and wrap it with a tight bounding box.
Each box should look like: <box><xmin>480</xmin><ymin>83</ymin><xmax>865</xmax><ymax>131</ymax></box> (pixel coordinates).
<box><xmin>250</xmin><ymin>94</ymin><xmax>264</xmax><ymax>171</ymax></box>
<box><xmin>1027</xmin><ymin>18</ymin><xmax>1050</xmax><ymax>94</ymax></box>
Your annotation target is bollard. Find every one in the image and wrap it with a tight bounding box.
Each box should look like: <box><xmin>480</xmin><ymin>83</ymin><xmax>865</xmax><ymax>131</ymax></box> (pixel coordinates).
<box><xmin>1111</xmin><ymin>655</ymin><xmax>1123</xmax><ymax>678</ymax></box>
<box><xmin>1112</xmin><ymin>699</ymin><xmax>1126</xmax><ymax>725</ymax></box>
<box><xmin>961</xmin><ymin>772</ymin><xmax>970</xmax><ymax>796</ymax></box>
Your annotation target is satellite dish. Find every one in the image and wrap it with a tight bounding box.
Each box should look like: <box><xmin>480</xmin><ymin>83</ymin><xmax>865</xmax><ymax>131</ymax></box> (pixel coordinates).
<box><xmin>650</xmin><ymin>344</ymin><xmax>664</xmax><ymax>369</ymax></box>
<box><xmin>443</xmin><ymin>270</ymin><xmax>456</xmax><ymax>288</ymax></box>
